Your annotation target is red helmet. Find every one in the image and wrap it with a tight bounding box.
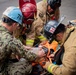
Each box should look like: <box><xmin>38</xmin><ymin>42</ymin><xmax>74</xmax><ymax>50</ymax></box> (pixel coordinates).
<box><xmin>19</xmin><ymin>0</ymin><xmax>36</xmax><ymax>8</ymax></box>
<box><xmin>21</xmin><ymin>3</ymin><xmax>37</xmax><ymax>24</ymax></box>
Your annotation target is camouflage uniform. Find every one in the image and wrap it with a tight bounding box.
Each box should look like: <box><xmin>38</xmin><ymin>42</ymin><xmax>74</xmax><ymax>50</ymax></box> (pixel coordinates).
<box><xmin>0</xmin><ymin>24</ymin><xmax>37</xmax><ymax>75</ymax></box>
<box><xmin>25</xmin><ymin>0</ymin><xmax>60</xmax><ymax>46</ymax></box>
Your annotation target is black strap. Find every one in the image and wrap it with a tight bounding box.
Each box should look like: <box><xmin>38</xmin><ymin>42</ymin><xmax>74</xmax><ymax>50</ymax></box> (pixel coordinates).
<box><xmin>53</xmin><ymin>45</ymin><xmax>64</xmax><ymax>65</ymax></box>
<box><xmin>53</xmin><ymin>28</ymin><xmax>75</xmax><ymax>65</ymax></box>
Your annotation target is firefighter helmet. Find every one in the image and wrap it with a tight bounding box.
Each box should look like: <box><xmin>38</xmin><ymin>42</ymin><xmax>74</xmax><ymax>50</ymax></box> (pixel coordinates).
<box><xmin>47</xmin><ymin>0</ymin><xmax>61</xmax><ymax>10</ymax></box>
<box><xmin>43</xmin><ymin>20</ymin><xmax>59</xmax><ymax>39</ymax></box>
<box><xmin>21</xmin><ymin>3</ymin><xmax>37</xmax><ymax>24</ymax></box>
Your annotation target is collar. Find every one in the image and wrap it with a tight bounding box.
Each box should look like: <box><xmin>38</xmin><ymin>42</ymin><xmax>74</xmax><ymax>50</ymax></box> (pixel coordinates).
<box><xmin>62</xmin><ymin>26</ymin><xmax>75</xmax><ymax>44</ymax></box>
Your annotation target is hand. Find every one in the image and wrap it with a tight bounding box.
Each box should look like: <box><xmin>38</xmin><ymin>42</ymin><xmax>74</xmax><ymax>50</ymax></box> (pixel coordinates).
<box><xmin>48</xmin><ymin>53</ymin><xmax>55</xmax><ymax>61</ymax></box>
<box><xmin>43</xmin><ymin>58</ymin><xmax>52</xmax><ymax>70</ymax></box>
<box><xmin>39</xmin><ymin>41</ymin><xmax>47</xmax><ymax>48</ymax></box>
<box><xmin>23</xmin><ymin>45</ymin><xmax>32</xmax><ymax>50</ymax></box>
<box><xmin>48</xmin><ymin>50</ymin><xmax>58</xmax><ymax>61</ymax></box>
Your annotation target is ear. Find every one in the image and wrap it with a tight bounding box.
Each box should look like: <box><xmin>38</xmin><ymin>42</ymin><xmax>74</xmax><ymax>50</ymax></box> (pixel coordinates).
<box><xmin>57</xmin><ymin>33</ymin><xmax>60</xmax><ymax>37</ymax></box>
<box><xmin>12</xmin><ymin>23</ymin><xmax>17</xmax><ymax>27</ymax></box>
<box><xmin>57</xmin><ymin>32</ymin><xmax>64</xmax><ymax>40</ymax></box>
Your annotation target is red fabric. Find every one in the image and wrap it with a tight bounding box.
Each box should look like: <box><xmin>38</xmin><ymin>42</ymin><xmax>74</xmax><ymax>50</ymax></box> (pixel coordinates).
<box><xmin>19</xmin><ymin>0</ymin><xmax>37</xmax><ymax>24</ymax></box>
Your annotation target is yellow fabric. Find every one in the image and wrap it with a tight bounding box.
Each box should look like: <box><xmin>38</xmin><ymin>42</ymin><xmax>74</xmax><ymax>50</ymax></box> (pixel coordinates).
<box><xmin>48</xmin><ymin>64</ymin><xmax>58</xmax><ymax>74</ymax></box>
<box><xmin>38</xmin><ymin>35</ymin><xmax>47</xmax><ymax>41</ymax></box>
<box><xmin>26</xmin><ymin>39</ymin><xmax>34</xmax><ymax>46</ymax></box>
<box><xmin>43</xmin><ymin>0</ymin><xmax>47</xmax><ymax>2</ymax></box>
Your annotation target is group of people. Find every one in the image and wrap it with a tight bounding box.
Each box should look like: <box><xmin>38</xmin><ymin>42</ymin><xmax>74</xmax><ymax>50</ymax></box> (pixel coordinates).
<box><xmin>0</xmin><ymin>0</ymin><xmax>76</xmax><ymax>75</ymax></box>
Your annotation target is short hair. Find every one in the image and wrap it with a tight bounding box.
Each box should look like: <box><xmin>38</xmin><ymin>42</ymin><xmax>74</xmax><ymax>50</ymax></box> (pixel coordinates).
<box><xmin>2</xmin><ymin>15</ymin><xmax>17</xmax><ymax>26</ymax></box>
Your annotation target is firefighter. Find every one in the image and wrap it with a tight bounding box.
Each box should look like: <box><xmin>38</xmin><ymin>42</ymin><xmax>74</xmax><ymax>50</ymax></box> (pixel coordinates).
<box><xmin>43</xmin><ymin>20</ymin><xmax>76</xmax><ymax>75</ymax></box>
<box><xmin>16</xmin><ymin>0</ymin><xmax>61</xmax><ymax>47</ymax></box>
<box><xmin>24</xmin><ymin>0</ymin><xmax>61</xmax><ymax>47</ymax></box>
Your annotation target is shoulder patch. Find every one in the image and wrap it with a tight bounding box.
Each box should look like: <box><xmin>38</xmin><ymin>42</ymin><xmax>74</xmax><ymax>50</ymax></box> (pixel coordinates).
<box><xmin>39</xmin><ymin>13</ymin><xmax>44</xmax><ymax>18</ymax></box>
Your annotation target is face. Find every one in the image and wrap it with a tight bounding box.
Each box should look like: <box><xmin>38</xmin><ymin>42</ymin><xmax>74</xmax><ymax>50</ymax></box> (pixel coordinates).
<box><xmin>55</xmin><ymin>32</ymin><xmax>64</xmax><ymax>43</ymax></box>
<box><xmin>47</xmin><ymin>5</ymin><xmax>54</xmax><ymax>13</ymax></box>
<box><xmin>12</xmin><ymin>23</ymin><xmax>22</xmax><ymax>37</ymax></box>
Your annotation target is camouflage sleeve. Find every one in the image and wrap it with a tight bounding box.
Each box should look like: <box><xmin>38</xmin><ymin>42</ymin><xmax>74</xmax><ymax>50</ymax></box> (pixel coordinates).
<box><xmin>8</xmin><ymin>38</ymin><xmax>38</xmax><ymax>61</ymax></box>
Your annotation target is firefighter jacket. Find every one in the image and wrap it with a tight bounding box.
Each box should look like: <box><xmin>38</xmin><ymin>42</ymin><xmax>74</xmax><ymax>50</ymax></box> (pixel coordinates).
<box><xmin>26</xmin><ymin>0</ymin><xmax>60</xmax><ymax>46</ymax></box>
<box><xmin>48</xmin><ymin>27</ymin><xmax>76</xmax><ymax>75</ymax></box>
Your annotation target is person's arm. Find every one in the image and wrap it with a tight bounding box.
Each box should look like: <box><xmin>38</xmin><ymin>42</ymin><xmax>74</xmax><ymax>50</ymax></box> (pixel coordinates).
<box><xmin>9</xmin><ymin>38</ymin><xmax>45</xmax><ymax>62</ymax></box>
<box><xmin>25</xmin><ymin>24</ymin><xmax>35</xmax><ymax>47</ymax></box>
<box><xmin>43</xmin><ymin>46</ymin><xmax>76</xmax><ymax>75</ymax></box>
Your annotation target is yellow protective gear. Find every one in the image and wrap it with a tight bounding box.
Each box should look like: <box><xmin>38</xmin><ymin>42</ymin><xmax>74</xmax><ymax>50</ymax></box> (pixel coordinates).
<box><xmin>47</xmin><ymin>64</ymin><xmax>58</xmax><ymax>74</ymax></box>
<box><xmin>38</xmin><ymin>35</ymin><xmax>47</xmax><ymax>42</ymax></box>
<box><xmin>26</xmin><ymin>39</ymin><xmax>34</xmax><ymax>46</ymax></box>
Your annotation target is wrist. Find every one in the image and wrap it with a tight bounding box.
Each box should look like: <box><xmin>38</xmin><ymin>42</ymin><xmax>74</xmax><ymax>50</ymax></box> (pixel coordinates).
<box><xmin>47</xmin><ymin>64</ymin><xmax>58</xmax><ymax>74</ymax></box>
